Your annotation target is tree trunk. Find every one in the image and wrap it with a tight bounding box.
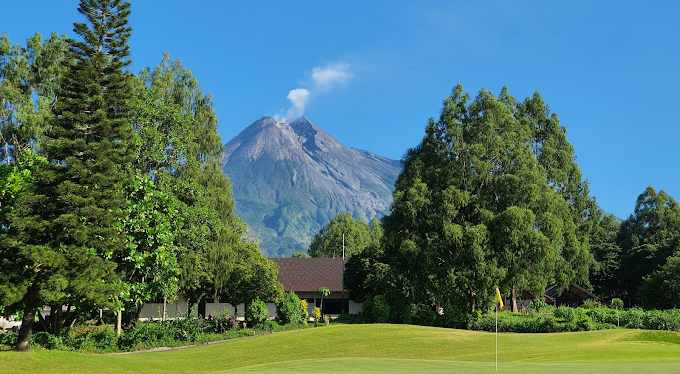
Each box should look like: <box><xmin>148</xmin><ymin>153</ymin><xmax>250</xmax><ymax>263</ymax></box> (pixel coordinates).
<box><xmin>16</xmin><ymin>310</ymin><xmax>35</xmax><ymax>352</ymax></box>
<box><xmin>320</xmin><ymin>297</ymin><xmax>324</xmax><ymax>316</ymax></box>
<box><xmin>16</xmin><ymin>288</ymin><xmax>38</xmax><ymax>352</ymax></box>
<box><xmin>116</xmin><ymin>310</ymin><xmax>122</xmax><ymax>336</ymax></box>
<box><xmin>511</xmin><ymin>287</ymin><xmax>518</xmax><ymax>312</ymax></box>
<box><xmin>198</xmin><ymin>297</ymin><xmax>207</xmax><ymax>319</ymax></box>
<box><xmin>162</xmin><ymin>297</ymin><xmax>167</xmax><ymax>321</ymax></box>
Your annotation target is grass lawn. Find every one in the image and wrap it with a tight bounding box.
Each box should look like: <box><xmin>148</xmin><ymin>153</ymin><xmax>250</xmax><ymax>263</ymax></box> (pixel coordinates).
<box><xmin>2</xmin><ymin>324</ymin><xmax>680</xmax><ymax>373</ymax></box>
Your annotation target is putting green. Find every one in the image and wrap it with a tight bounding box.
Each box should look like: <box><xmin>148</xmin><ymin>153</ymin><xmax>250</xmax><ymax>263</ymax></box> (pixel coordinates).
<box><xmin>2</xmin><ymin>324</ymin><xmax>680</xmax><ymax>373</ymax></box>
<box><xmin>227</xmin><ymin>358</ymin><xmax>680</xmax><ymax>374</ymax></box>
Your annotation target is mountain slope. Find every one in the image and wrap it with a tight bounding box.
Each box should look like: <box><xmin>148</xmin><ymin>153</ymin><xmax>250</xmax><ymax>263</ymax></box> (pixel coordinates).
<box><xmin>222</xmin><ymin>116</ymin><xmax>401</xmax><ymax>256</ymax></box>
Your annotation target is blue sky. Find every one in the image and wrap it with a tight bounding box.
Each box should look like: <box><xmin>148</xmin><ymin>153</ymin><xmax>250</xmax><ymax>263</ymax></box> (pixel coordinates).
<box><xmin>3</xmin><ymin>1</ymin><xmax>679</xmax><ymax>218</ymax></box>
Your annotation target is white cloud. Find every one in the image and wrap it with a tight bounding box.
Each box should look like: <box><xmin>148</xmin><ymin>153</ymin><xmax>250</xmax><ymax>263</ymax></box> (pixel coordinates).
<box><xmin>280</xmin><ymin>62</ymin><xmax>354</xmax><ymax>119</ymax></box>
<box><xmin>285</xmin><ymin>88</ymin><xmax>310</xmax><ymax>119</ymax></box>
<box><xmin>311</xmin><ymin>63</ymin><xmax>353</xmax><ymax>91</ymax></box>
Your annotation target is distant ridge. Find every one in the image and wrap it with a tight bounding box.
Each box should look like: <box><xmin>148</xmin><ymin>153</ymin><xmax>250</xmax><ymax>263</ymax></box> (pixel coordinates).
<box><xmin>222</xmin><ymin>116</ymin><xmax>401</xmax><ymax>256</ymax></box>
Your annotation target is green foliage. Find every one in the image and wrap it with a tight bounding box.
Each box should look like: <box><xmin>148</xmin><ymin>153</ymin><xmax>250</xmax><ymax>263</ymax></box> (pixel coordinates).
<box><xmin>2</xmin><ymin>316</ymin><xmax>311</xmax><ymax>352</ymax></box>
<box><xmin>580</xmin><ymin>299</ymin><xmax>602</xmax><ymax>309</ymax></box>
<box><xmin>527</xmin><ymin>299</ymin><xmax>553</xmax><ymax>314</ymax></box>
<box><xmin>469</xmin><ymin>306</ymin><xmax>680</xmax><ymax>333</ymax></box>
<box><xmin>117</xmin><ymin>174</ymin><xmax>180</xmax><ymax>312</ymax></box>
<box><xmin>0</xmin><ymin>331</ymin><xmax>17</xmax><ymax>347</ymax></box>
<box><xmin>1</xmin><ymin>1</ymin><xmax>137</xmax><ymax>351</ymax></box>
<box><xmin>117</xmin><ymin>319</ymin><xmax>203</xmax><ymax>351</ymax></box>
<box><xmin>344</xmin><ymin>244</ymin><xmax>391</xmax><ymax>302</ymax></box>
<box><xmin>363</xmin><ymin>295</ymin><xmax>391</xmax><ymax>323</ymax></box>
<box><xmin>0</xmin><ymin>32</ymin><xmax>69</xmax><ymax>162</ymax></box>
<box><xmin>309</xmin><ymin>212</ymin><xmax>374</xmax><ymax>257</ymax></box>
<box><xmin>588</xmin><ymin>213</ymin><xmax>622</xmax><ymax>299</ymax></box>
<box><xmin>611</xmin><ymin>298</ymin><xmax>624</xmax><ymax>310</ymax></box>
<box><xmin>378</xmin><ymin>84</ymin><xmax>595</xmax><ymax>323</ymax></box>
<box><xmin>276</xmin><ymin>291</ymin><xmax>306</xmax><ymax>325</ymax></box>
<box><xmin>1</xmin><ymin>1</ymin><xmax>282</xmax><ymax>352</ymax></box>
<box><xmin>618</xmin><ymin>187</ymin><xmax>680</xmax><ymax>306</ymax></box>
<box><xmin>205</xmin><ymin>313</ymin><xmax>239</xmax><ymax>334</ymax></box>
<box><xmin>130</xmin><ymin>57</ymin><xmax>281</xmax><ymax>310</ymax></box>
<box><xmin>643</xmin><ymin>254</ymin><xmax>680</xmax><ymax>308</ymax></box>
<box><xmin>246</xmin><ymin>299</ymin><xmax>269</xmax><ymax>327</ymax></box>
<box><xmin>313</xmin><ymin>307</ymin><xmax>321</xmax><ymax>325</ymax></box>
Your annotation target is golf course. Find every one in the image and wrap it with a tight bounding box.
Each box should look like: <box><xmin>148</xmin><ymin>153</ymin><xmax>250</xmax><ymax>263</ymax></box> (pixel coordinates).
<box><xmin>2</xmin><ymin>324</ymin><xmax>680</xmax><ymax>373</ymax></box>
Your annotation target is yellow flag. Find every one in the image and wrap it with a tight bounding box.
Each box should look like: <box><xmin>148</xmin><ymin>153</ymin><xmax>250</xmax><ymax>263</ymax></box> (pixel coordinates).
<box><xmin>495</xmin><ymin>287</ymin><xmax>504</xmax><ymax>310</ymax></box>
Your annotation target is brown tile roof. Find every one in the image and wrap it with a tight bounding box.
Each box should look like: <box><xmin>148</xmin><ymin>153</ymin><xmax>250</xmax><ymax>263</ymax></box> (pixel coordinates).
<box><xmin>272</xmin><ymin>257</ymin><xmax>345</xmax><ymax>292</ymax></box>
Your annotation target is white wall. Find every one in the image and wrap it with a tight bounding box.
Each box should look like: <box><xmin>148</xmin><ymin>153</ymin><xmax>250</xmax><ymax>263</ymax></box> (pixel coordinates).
<box><xmin>138</xmin><ymin>301</ymin><xmax>194</xmax><ymax>320</ymax></box>
<box><xmin>0</xmin><ymin>317</ymin><xmax>20</xmax><ymax>330</ymax></box>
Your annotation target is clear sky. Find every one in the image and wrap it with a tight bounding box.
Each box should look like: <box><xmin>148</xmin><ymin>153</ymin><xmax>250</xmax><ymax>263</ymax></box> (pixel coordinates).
<box><xmin>3</xmin><ymin>1</ymin><xmax>679</xmax><ymax>219</ymax></box>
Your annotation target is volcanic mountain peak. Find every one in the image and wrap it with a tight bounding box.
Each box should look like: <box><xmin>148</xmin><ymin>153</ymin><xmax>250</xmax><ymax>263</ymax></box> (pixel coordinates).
<box><xmin>222</xmin><ymin>116</ymin><xmax>401</xmax><ymax>257</ymax></box>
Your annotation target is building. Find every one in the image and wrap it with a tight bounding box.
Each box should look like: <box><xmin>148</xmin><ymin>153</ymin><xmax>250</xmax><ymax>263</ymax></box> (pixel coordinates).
<box><xmin>137</xmin><ymin>256</ymin><xmax>362</xmax><ymax>320</ymax></box>
<box><xmin>272</xmin><ymin>257</ymin><xmax>362</xmax><ymax>316</ymax></box>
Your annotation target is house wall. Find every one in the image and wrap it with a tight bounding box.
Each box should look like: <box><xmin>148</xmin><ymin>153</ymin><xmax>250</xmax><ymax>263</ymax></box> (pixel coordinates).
<box><xmin>138</xmin><ymin>301</ymin><xmax>195</xmax><ymax>320</ymax></box>
<box><xmin>0</xmin><ymin>317</ymin><xmax>20</xmax><ymax>330</ymax></box>
<box><xmin>205</xmin><ymin>303</ymin><xmax>278</xmax><ymax>319</ymax></box>
<box><xmin>205</xmin><ymin>303</ymin><xmax>240</xmax><ymax>318</ymax></box>
<box><xmin>137</xmin><ymin>291</ymin><xmax>363</xmax><ymax>320</ymax></box>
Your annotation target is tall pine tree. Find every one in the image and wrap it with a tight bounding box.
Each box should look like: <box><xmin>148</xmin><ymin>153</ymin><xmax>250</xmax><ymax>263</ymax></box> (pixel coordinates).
<box><xmin>2</xmin><ymin>0</ymin><xmax>134</xmax><ymax>351</ymax></box>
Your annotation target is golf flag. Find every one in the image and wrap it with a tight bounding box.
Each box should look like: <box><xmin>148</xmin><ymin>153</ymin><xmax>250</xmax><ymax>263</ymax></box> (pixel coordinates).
<box><xmin>495</xmin><ymin>287</ymin><xmax>504</xmax><ymax>310</ymax></box>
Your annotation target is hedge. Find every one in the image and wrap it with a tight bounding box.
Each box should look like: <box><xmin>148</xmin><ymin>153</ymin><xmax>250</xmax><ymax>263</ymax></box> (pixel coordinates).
<box><xmin>469</xmin><ymin>306</ymin><xmax>680</xmax><ymax>333</ymax></box>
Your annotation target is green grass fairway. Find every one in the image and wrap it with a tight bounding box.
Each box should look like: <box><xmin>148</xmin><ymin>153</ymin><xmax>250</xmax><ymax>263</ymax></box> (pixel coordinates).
<box><xmin>3</xmin><ymin>324</ymin><xmax>680</xmax><ymax>373</ymax></box>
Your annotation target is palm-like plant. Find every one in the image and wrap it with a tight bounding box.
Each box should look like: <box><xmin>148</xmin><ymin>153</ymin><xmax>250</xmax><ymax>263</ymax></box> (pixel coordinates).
<box><xmin>318</xmin><ymin>287</ymin><xmax>331</xmax><ymax>316</ymax></box>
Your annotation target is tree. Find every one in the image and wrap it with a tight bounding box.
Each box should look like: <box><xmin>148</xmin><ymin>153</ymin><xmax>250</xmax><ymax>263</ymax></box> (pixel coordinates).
<box><xmin>117</xmin><ymin>174</ymin><xmax>180</xmax><ymax>321</ymax></box>
<box><xmin>618</xmin><ymin>187</ymin><xmax>680</xmax><ymax>305</ymax></box>
<box><xmin>318</xmin><ymin>287</ymin><xmax>331</xmax><ymax>315</ymax></box>
<box><xmin>309</xmin><ymin>212</ymin><xmax>372</xmax><ymax>258</ymax></box>
<box><xmin>344</xmin><ymin>242</ymin><xmax>390</xmax><ymax>303</ymax></box>
<box><xmin>588</xmin><ymin>212</ymin><xmax>622</xmax><ymax>299</ymax></box>
<box><xmin>380</xmin><ymin>85</ymin><xmax>594</xmax><ymax>323</ymax></box>
<box><xmin>0</xmin><ymin>33</ymin><xmax>69</xmax><ymax>162</ymax></box>
<box><xmin>1</xmin><ymin>0</ymin><xmax>134</xmax><ymax>350</ymax></box>
<box><xmin>128</xmin><ymin>56</ymin><xmax>279</xmax><ymax>313</ymax></box>
<box><xmin>643</xmin><ymin>254</ymin><xmax>680</xmax><ymax>308</ymax></box>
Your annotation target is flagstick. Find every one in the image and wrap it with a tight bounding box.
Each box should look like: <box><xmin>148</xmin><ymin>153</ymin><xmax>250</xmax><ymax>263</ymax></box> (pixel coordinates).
<box><xmin>495</xmin><ymin>303</ymin><xmax>498</xmax><ymax>372</ymax></box>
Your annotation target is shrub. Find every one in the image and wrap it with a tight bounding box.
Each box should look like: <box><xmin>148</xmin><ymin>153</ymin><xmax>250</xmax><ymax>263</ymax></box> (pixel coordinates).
<box><xmin>554</xmin><ymin>306</ymin><xmax>577</xmax><ymax>321</ymax></box>
<box><xmin>611</xmin><ymin>298</ymin><xmax>624</xmax><ymax>310</ymax></box>
<box><xmin>276</xmin><ymin>291</ymin><xmax>306</xmax><ymax>325</ymax></box>
<box><xmin>527</xmin><ymin>299</ymin><xmax>552</xmax><ymax>314</ymax></box>
<box><xmin>261</xmin><ymin>320</ymin><xmax>281</xmax><ymax>332</ymax></box>
<box><xmin>0</xmin><ymin>332</ymin><xmax>17</xmax><ymax>348</ymax></box>
<box><xmin>300</xmin><ymin>299</ymin><xmax>309</xmax><ymax>324</ymax></box>
<box><xmin>67</xmin><ymin>325</ymin><xmax>118</xmax><ymax>352</ymax></box>
<box><xmin>581</xmin><ymin>299</ymin><xmax>602</xmax><ymax>309</ymax></box>
<box><xmin>117</xmin><ymin>322</ymin><xmax>175</xmax><ymax>351</ymax></box>
<box><xmin>168</xmin><ymin>317</ymin><xmax>204</xmax><ymax>342</ymax></box>
<box><xmin>620</xmin><ymin>307</ymin><xmax>646</xmax><ymax>329</ymax></box>
<box><xmin>206</xmin><ymin>313</ymin><xmax>238</xmax><ymax>333</ymax></box>
<box><xmin>32</xmin><ymin>331</ymin><xmax>68</xmax><ymax>350</ymax></box>
<box><xmin>116</xmin><ymin>319</ymin><xmax>204</xmax><ymax>351</ymax></box>
<box><xmin>363</xmin><ymin>295</ymin><xmax>390</xmax><ymax>323</ymax></box>
<box><xmin>468</xmin><ymin>310</ymin><xmax>604</xmax><ymax>333</ymax></box>
<box><xmin>246</xmin><ymin>299</ymin><xmax>269</xmax><ymax>327</ymax></box>
<box><xmin>313</xmin><ymin>307</ymin><xmax>321</xmax><ymax>326</ymax></box>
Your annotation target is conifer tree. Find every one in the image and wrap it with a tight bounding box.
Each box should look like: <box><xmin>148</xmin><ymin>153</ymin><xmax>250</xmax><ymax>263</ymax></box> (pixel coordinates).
<box><xmin>1</xmin><ymin>0</ymin><xmax>134</xmax><ymax>351</ymax></box>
